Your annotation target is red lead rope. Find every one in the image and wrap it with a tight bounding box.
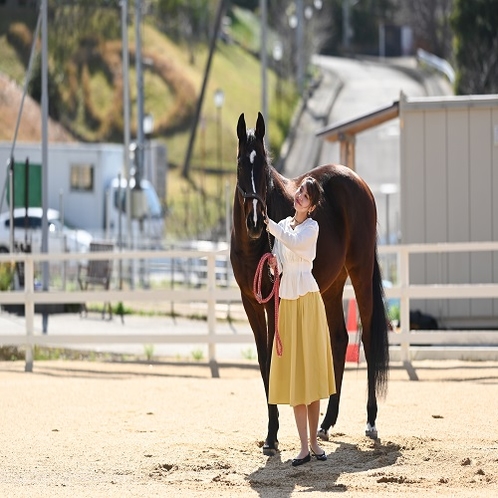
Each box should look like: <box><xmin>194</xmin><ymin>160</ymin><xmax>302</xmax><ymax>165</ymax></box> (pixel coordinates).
<box><xmin>253</xmin><ymin>253</ymin><xmax>282</xmax><ymax>356</ymax></box>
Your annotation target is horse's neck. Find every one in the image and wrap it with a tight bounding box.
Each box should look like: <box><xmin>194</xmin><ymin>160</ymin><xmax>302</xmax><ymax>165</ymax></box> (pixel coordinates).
<box><xmin>267</xmin><ymin>173</ymin><xmax>293</xmax><ymax>222</ymax></box>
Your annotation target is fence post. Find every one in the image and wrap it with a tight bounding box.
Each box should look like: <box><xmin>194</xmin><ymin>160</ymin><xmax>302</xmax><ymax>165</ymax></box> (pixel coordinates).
<box><xmin>24</xmin><ymin>255</ymin><xmax>35</xmax><ymax>372</ymax></box>
<box><xmin>206</xmin><ymin>252</ymin><xmax>217</xmax><ymax>363</ymax></box>
<box><xmin>399</xmin><ymin>247</ymin><xmax>410</xmax><ymax>363</ymax></box>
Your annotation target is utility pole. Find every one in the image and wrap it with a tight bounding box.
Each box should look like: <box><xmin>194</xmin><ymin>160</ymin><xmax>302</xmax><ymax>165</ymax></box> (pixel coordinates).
<box><xmin>342</xmin><ymin>0</ymin><xmax>351</xmax><ymax>51</ymax></box>
<box><xmin>182</xmin><ymin>0</ymin><xmax>227</xmax><ymax>179</ymax></box>
<box><xmin>135</xmin><ymin>0</ymin><xmax>144</xmax><ymax>188</ymax></box>
<box><xmin>296</xmin><ymin>0</ymin><xmax>304</xmax><ymax>93</ymax></box>
<box><xmin>260</xmin><ymin>0</ymin><xmax>268</xmax><ymax>144</ymax></box>
<box><xmin>40</xmin><ymin>0</ymin><xmax>49</xmax><ymax>337</ymax></box>
<box><xmin>121</xmin><ymin>0</ymin><xmax>132</xmax><ymax>240</ymax></box>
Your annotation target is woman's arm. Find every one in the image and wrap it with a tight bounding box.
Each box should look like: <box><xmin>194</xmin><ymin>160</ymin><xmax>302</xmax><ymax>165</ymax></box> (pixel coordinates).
<box><xmin>266</xmin><ymin>218</ymin><xmax>318</xmax><ymax>260</ymax></box>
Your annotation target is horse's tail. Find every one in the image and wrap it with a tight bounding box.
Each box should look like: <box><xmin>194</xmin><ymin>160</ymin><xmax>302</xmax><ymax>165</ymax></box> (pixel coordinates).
<box><xmin>370</xmin><ymin>247</ymin><xmax>390</xmax><ymax>397</ymax></box>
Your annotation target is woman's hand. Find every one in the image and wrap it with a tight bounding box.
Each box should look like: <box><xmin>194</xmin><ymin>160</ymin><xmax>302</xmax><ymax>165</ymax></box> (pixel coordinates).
<box><xmin>268</xmin><ymin>254</ymin><xmax>278</xmax><ymax>275</ymax></box>
<box><xmin>263</xmin><ymin>211</ymin><xmax>270</xmax><ymax>230</ymax></box>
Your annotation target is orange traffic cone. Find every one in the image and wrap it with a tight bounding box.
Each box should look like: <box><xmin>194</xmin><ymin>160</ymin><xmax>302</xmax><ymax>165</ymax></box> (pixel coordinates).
<box><xmin>345</xmin><ymin>299</ymin><xmax>360</xmax><ymax>363</ymax></box>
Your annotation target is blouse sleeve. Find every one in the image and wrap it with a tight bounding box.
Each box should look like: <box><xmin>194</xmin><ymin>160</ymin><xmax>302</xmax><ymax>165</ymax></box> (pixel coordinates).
<box><xmin>267</xmin><ymin>218</ymin><xmax>318</xmax><ymax>261</ymax></box>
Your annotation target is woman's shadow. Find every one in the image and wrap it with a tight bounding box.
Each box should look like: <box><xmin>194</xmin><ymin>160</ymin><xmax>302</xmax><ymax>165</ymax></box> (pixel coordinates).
<box><xmin>246</xmin><ymin>437</ymin><xmax>401</xmax><ymax>496</ymax></box>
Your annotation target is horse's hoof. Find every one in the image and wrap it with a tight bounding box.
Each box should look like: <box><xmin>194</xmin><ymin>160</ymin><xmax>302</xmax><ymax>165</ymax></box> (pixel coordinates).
<box><xmin>317</xmin><ymin>428</ymin><xmax>329</xmax><ymax>441</ymax></box>
<box><xmin>263</xmin><ymin>441</ymin><xmax>279</xmax><ymax>456</ymax></box>
<box><xmin>365</xmin><ymin>423</ymin><xmax>378</xmax><ymax>439</ymax></box>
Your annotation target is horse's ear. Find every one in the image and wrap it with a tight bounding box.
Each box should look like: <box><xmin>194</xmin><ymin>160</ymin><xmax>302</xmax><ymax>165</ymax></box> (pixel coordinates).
<box><xmin>237</xmin><ymin>113</ymin><xmax>247</xmax><ymax>143</ymax></box>
<box><xmin>255</xmin><ymin>112</ymin><xmax>265</xmax><ymax>142</ymax></box>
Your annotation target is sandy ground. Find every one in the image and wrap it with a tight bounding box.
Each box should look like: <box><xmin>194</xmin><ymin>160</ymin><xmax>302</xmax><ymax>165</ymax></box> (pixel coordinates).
<box><xmin>1</xmin><ymin>359</ymin><xmax>497</xmax><ymax>497</ymax></box>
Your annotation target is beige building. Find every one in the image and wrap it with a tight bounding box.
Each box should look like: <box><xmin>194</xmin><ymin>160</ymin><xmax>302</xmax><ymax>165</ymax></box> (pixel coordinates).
<box><xmin>318</xmin><ymin>94</ymin><xmax>498</xmax><ymax>329</ymax></box>
<box><xmin>400</xmin><ymin>94</ymin><xmax>498</xmax><ymax>328</ymax></box>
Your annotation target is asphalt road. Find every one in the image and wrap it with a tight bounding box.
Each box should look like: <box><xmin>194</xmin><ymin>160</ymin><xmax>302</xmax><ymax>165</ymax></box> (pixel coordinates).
<box><xmin>282</xmin><ymin>55</ymin><xmax>453</xmax><ymax>244</ymax></box>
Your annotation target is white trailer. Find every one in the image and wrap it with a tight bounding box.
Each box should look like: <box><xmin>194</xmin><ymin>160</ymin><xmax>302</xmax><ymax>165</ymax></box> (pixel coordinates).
<box><xmin>0</xmin><ymin>141</ymin><xmax>165</xmax><ymax>247</ymax></box>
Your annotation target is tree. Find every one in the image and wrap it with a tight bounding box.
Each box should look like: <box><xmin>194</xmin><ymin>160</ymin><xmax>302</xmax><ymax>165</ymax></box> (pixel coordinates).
<box><xmin>451</xmin><ymin>0</ymin><xmax>498</xmax><ymax>94</ymax></box>
<box><xmin>318</xmin><ymin>0</ymin><xmax>398</xmax><ymax>56</ymax></box>
<box><xmin>397</xmin><ymin>0</ymin><xmax>453</xmax><ymax>59</ymax></box>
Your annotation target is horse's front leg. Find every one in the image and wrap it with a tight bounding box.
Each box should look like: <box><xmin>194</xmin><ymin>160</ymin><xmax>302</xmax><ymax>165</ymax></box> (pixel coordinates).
<box><xmin>319</xmin><ymin>336</ymin><xmax>348</xmax><ymax>441</ymax></box>
<box><xmin>241</xmin><ymin>294</ymin><xmax>279</xmax><ymax>455</ymax></box>
<box><xmin>259</xmin><ymin>348</ymin><xmax>279</xmax><ymax>455</ymax></box>
<box><xmin>318</xmin><ymin>280</ymin><xmax>348</xmax><ymax>441</ymax></box>
<box><xmin>262</xmin><ymin>299</ymin><xmax>279</xmax><ymax>455</ymax></box>
<box><xmin>264</xmin><ymin>403</ymin><xmax>279</xmax><ymax>456</ymax></box>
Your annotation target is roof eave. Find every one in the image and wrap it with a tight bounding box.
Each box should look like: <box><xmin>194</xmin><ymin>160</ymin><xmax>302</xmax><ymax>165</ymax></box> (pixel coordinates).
<box><xmin>316</xmin><ymin>101</ymin><xmax>400</xmax><ymax>142</ymax></box>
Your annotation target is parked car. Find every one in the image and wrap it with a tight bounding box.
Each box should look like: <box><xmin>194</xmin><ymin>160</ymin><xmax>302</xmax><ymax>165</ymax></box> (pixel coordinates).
<box><xmin>0</xmin><ymin>208</ymin><xmax>93</xmax><ymax>254</ymax></box>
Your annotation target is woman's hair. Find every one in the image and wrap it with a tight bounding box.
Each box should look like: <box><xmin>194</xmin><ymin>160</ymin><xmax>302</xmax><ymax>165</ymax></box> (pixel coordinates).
<box><xmin>301</xmin><ymin>176</ymin><xmax>323</xmax><ymax>214</ymax></box>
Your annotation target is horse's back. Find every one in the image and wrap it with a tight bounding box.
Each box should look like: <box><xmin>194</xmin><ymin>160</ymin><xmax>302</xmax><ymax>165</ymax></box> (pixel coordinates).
<box><xmin>301</xmin><ymin>163</ymin><xmax>376</xmax><ymax>235</ymax></box>
<box><xmin>310</xmin><ymin>163</ymin><xmax>373</xmax><ymax>197</ymax></box>
<box><xmin>300</xmin><ymin>163</ymin><xmax>378</xmax><ymax>292</ymax></box>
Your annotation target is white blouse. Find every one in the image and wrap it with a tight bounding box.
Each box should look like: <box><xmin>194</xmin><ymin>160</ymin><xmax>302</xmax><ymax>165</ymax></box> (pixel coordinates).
<box><xmin>266</xmin><ymin>216</ymin><xmax>320</xmax><ymax>300</ymax></box>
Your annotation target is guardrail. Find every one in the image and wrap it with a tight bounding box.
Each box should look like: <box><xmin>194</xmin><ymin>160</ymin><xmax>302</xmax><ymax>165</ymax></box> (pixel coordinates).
<box><xmin>1</xmin><ymin>241</ymin><xmax>497</xmax><ymax>372</ymax></box>
<box><xmin>416</xmin><ymin>48</ymin><xmax>456</xmax><ymax>84</ymax></box>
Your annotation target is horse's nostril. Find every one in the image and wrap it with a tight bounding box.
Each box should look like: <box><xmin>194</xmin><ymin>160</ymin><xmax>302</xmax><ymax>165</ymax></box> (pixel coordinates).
<box><xmin>246</xmin><ymin>215</ymin><xmax>263</xmax><ymax>237</ymax></box>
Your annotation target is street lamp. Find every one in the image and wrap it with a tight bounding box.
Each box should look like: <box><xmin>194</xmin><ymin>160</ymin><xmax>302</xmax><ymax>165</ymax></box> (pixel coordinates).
<box><xmin>286</xmin><ymin>0</ymin><xmax>322</xmax><ymax>94</ymax></box>
<box><xmin>214</xmin><ymin>88</ymin><xmax>224</xmax><ymax>236</ymax></box>
<box><xmin>214</xmin><ymin>88</ymin><xmax>224</xmax><ymax>112</ymax></box>
<box><xmin>143</xmin><ymin>113</ymin><xmax>154</xmax><ymax>182</ymax></box>
<box><xmin>143</xmin><ymin>113</ymin><xmax>154</xmax><ymax>137</ymax></box>
<box><xmin>272</xmin><ymin>40</ymin><xmax>283</xmax><ymax>121</ymax></box>
<box><xmin>288</xmin><ymin>12</ymin><xmax>298</xmax><ymax>29</ymax></box>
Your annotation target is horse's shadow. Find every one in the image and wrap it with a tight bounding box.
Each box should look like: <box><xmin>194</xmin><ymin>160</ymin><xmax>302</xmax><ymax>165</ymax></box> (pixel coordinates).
<box><xmin>246</xmin><ymin>437</ymin><xmax>401</xmax><ymax>496</ymax></box>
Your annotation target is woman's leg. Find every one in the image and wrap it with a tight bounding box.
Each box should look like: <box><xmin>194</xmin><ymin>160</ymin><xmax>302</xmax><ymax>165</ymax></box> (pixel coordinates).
<box><xmin>308</xmin><ymin>400</ymin><xmax>325</xmax><ymax>455</ymax></box>
<box><xmin>293</xmin><ymin>404</ymin><xmax>309</xmax><ymax>459</ymax></box>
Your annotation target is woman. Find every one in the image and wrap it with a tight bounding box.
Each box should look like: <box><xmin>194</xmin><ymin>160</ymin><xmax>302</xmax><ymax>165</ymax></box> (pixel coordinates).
<box><xmin>264</xmin><ymin>176</ymin><xmax>336</xmax><ymax>467</ymax></box>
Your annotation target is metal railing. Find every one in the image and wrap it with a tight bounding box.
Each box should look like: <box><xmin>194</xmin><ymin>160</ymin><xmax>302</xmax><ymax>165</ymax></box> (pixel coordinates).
<box><xmin>1</xmin><ymin>241</ymin><xmax>497</xmax><ymax>371</ymax></box>
<box><xmin>416</xmin><ymin>48</ymin><xmax>456</xmax><ymax>84</ymax></box>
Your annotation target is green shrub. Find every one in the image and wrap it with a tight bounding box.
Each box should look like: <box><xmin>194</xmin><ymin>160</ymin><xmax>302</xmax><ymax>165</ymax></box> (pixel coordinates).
<box><xmin>0</xmin><ymin>263</ymin><xmax>14</xmax><ymax>291</ymax></box>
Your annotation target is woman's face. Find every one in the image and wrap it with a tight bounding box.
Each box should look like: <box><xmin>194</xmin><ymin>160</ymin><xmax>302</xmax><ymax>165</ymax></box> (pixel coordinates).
<box><xmin>293</xmin><ymin>183</ymin><xmax>313</xmax><ymax>214</ymax></box>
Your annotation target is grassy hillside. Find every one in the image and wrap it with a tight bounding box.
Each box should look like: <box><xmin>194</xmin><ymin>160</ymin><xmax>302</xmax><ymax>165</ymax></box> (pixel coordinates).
<box><xmin>0</xmin><ymin>7</ymin><xmax>298</xmax><ymax>241</ymax></box>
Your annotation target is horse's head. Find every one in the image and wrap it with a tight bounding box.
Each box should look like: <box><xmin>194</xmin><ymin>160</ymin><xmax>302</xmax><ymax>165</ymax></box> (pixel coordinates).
<box><xmin>236</xmin><ymin>112</ymin><xmax>269</xmax><ymax>240</ymax></box>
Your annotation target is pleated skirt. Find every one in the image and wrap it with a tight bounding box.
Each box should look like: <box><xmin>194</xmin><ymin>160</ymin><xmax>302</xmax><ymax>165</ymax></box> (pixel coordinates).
<box><xmin>268</xmin><ymin>291</ymin><xmax>336</xmax><ymax>407</ymax></box>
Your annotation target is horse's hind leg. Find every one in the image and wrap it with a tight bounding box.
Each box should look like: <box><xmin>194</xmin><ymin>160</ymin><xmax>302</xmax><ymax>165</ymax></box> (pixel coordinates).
<box><xmin>318</xmin><ymin>272</ymin><xmax>348</xmax><ymax>440</ymax></box>
<box><xmin>349</xmin><ymin>256</ymin><xmax>389</xmax><ymax>440</ymax></box>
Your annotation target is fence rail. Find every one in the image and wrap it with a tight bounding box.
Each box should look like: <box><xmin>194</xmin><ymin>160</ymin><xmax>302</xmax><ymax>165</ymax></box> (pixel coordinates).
<box><xmin>1</xmin><ymin>241</ymin><xmax>497</xmax><ymax>372</ymax></box>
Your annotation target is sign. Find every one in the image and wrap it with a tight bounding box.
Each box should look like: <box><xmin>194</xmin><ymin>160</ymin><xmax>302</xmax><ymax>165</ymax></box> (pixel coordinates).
<box><xmin>6</xmin><ymin>161</ymin><xmax>42</xmax><ymax>208</ymax></box>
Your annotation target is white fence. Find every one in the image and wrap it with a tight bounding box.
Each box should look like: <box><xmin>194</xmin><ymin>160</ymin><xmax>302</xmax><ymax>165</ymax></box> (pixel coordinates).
<box><xmin>0</xmin><ymin>241</ymin><xmax>497</xmax><ymax>372</ymax></box>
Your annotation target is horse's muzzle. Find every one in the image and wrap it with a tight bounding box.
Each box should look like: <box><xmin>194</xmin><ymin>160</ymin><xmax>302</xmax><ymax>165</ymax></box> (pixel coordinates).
<box><xmin>246</xmin><ymin>215</ymin><xmax>265</xmax><ymax>239</ymax></box>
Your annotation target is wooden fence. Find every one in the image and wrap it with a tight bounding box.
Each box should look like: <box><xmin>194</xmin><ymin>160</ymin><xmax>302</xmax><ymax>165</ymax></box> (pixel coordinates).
<box><xmin>0</xmin><ymin>241</ymin><xmax>497</xmax><ymax>372</ymax></box>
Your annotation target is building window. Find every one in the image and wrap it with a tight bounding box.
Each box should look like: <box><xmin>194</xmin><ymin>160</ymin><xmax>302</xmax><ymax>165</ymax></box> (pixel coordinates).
<box><xmin>70</xmin><ymin>164</ymin><xmax>94</xmax><ymax>192</ymax></box>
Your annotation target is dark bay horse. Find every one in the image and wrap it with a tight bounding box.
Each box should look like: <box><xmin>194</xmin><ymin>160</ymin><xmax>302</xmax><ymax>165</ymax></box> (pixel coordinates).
<box><xmin>230</xmin><ymin>112</ymin><xmax>389</xmax><ymax>455</ymax></box>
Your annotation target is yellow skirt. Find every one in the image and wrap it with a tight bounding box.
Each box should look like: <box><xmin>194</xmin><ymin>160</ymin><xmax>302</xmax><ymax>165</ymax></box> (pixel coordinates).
<box><xmin>268</xmin><ymin>291</ymin><xmax>336</xmax><ymax>407</ymax></box>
